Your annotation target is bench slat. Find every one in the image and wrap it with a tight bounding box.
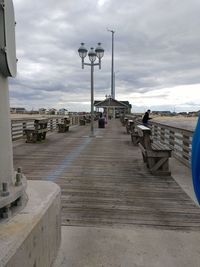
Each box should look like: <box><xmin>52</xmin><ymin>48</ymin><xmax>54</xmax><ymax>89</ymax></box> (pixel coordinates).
<box><xmin>151</xmin><ymin>141</ymin><xmax>171</xmax><ymax>151</ymax></box>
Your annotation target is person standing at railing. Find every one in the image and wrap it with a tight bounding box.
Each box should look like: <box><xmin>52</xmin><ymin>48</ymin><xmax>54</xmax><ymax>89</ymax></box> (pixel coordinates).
<box><xmin>142</xmin><ymin>109</ymin><xmax>152</xmax><ymax>126</ymax></box>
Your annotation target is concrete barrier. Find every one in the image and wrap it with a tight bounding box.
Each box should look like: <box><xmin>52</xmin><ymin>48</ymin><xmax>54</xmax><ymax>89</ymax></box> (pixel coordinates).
<box><xmin>0</xmin><ymin>181</ymin><xmax>61</xmax><ymax>267</ymax></box>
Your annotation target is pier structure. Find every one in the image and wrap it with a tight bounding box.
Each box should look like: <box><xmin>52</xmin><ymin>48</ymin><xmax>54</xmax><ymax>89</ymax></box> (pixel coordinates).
<box><xmin>11</xmin><ymin>117</ymin><xmax>200</xmax><ymax>267</ymax></box>
<box><xmin>94</xmin><ymin>97</ymin><xmax>132</xmax><ymax>119</ymax></box>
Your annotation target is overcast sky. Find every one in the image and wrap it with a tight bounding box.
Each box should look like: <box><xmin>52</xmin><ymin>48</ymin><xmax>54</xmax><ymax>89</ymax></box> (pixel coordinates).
<box><xmin>10</xmin><ymin>0</ymin><xmax>200</xmax><ymax>112</ymax></box>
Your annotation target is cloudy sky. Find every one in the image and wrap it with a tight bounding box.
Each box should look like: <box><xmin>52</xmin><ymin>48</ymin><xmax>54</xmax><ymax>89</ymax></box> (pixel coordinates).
<box><xmin>9</xmin><ymin>0</ymin><xmax>200</xmax><ymax>112</ymax></box>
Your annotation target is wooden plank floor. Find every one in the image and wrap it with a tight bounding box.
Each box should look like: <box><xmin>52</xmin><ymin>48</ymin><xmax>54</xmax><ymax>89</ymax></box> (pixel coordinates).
<box><xmin>13</xmin><ymin>119</ymin><xmax>200</xmax><ymax>231</ymax></box>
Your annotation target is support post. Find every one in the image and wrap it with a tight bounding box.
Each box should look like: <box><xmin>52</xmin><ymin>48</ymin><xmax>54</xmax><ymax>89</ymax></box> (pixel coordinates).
<box><xmin>0</xmin><ymin>74</ymin><xmax>14</xmax><ymax>186</ymax></box>
<box><xmin>111</xmin><ymin>30</ymin><xmax>115</xmax><ymax>99</ymax></box>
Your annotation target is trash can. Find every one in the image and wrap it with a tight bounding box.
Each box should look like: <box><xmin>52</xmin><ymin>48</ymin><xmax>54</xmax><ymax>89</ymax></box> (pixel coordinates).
<box><xmin>98</xmin><ymin>118</ymin><xmax>105</xmax><ymax>128</ymax></box>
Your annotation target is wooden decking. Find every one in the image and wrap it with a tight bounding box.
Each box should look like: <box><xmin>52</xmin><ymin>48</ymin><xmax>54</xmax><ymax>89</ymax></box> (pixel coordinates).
<box><xmin>13</xmin><ymin>119</ymin><xmax>200</xmax><ymax>231</ymax></box>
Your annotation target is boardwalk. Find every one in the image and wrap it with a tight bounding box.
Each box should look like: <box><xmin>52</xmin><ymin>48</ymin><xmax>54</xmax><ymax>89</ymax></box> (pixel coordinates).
<box><xmin>13</xmin><ymin>119</ymin><xmax>200</xmax><ymax>231</ymax></box>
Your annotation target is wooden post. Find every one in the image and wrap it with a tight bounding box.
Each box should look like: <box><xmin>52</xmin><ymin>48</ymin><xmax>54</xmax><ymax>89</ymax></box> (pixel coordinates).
<box><xmin>160</xmin><ymin>127</ymin><xmax>165</xmax><ymax>142</ymax></box>
<box><xmin>169</xmin><ymin>130</ymin><xmax>175</xmax><ymax>148</ymax></box>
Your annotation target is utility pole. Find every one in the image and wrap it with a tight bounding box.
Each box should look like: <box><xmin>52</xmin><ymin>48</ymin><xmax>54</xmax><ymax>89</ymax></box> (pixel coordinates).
<box><xmin>107</xmin><ymin>29</ymin><xmax>115</xmax><ymax>99</ymax></box>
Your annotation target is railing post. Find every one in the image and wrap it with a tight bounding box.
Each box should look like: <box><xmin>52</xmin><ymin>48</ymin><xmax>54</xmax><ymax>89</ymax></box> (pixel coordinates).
<box><xmin>183</xmin><ymin>134</ymin><xmax>190</xmax><ymax>161</ymax></box>
<box><xmin>160</xmin><ymin>127</ymin><xmax>165</xmax><ymax>142</ymax></box>
<box><xmin>10</xmin><ymin>120</ymin><xmax>14</xmax><ymax>141</ymax></box>
<box><xmin>169</xmin><ymin>130</ymin><xmax>175</xmax><ymax>148</ymax></box>
<box><xmin>50</xmin><ymin>119</ymin><xmax>53</xmax><ymax>131</ymax></box>
<box><xmin>153</xmin><ymin>124</ymin><xmax>158</xmax><ymax>140</ymax></box>
<box><xmin>22</xmin><ymin>121</ymin><xmax>27</xmax><ymax>137</ymax></box>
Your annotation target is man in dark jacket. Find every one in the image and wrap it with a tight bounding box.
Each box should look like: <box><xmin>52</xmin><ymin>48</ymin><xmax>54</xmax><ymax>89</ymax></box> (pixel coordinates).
<box><xmin>142</xmin><ymin>109</ymin><xmax>152</xmax><ymax>125</ymax></box>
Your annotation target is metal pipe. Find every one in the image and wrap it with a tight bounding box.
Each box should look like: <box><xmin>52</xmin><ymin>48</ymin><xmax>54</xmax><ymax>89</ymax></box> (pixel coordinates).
<box><xmin>90</xmin><ymin>63</ymin><xmax>94</xmax><ymax>137</ymax></box>
<box><xmin>107</xmin><ymin>29</ymin><xmax>115</xmax><ymax>99</ymax></box>
<box><xmin>111</xmin><ymin>30</ymin><xmax>114</xmax><ymax>99</ymax></box>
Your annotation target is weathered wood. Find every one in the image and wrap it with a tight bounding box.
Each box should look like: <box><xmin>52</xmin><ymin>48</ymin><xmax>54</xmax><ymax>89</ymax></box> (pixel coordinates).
<box><xmin>57</xmin><ymin>123</ymin><xmax>69</xmax><ymax>132</ymax></box>
<box><xmin>126</xmin><ymin>115</ymin><xmax>194</xmax><ymax>166</ymax></box>
<box><xmin>24</xmin><ymin>119</ymin><xmax>48</xmax><ymax>143</ymax></box>
<box><xmin>126</xmin><ymin>118</ymin><xmax>141</xmax><ymax>145</ymax></box>
<box><xmin>79</xmin><ymin>119</ymin><xmax>86</xmax><ymax>125</ymax></box>
<box><xmin>57</xmin><ymin>118</ymin><xmax>70</xmax><ymax>133</ymax></box>
<box><xmin>136</xmin><ymin>125</ymin><xmax>172</xmax><ymax>176</ymax></box>
<box><xmin>126</xmin><ymin>119</ymin><xmax>134</xmax><ymax>134</ymax></box>
<box><xmin>131</xmin><ymin>132</ymin><xmax>140</xmax><ymax>145</ymax></box>
<box><xmin>13</xmin><ymin>119</ymin><xmax>200</xmax><ymax>231</ymax></box>
<box><xmin>24</xmin><ymin>128</ymin><xmax>47</xmax><ymax>143</ymax></box>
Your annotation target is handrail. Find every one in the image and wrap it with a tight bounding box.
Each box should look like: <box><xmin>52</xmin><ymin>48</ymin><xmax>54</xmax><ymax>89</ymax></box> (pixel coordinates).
<box><xmin>12</xmin><ymin>114</ymin><xmax>194</xmax><ymax>167</ymax></box>
<box><xmin>126</xmin><ymin>115</ymin><xmax>194</xmax><ymax>167</ymax></box>
<box><xmin>10</xmin><ymin>115</ymin><xmax>82</xmax><ymax>141</ymax></box>
<box><xmin>150</xmin><ymin>121</ymin><xmax>193</xmax><ymax>167</ymax></box>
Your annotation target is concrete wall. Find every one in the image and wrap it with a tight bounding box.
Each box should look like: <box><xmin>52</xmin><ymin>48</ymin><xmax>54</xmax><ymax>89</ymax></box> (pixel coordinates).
<box><xmin>0</xmin><ymin>181</ymin><xmax>61</xmax><ymax>267</ymax></box>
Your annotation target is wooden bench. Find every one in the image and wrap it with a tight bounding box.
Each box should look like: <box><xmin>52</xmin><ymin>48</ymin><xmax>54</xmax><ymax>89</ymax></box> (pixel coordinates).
<box><xmin>57</xmin><ymin>117</ymin><xmax>70</xmax><ymax>133</ymax></box>
<box><xmin>80</xmin><ymin>119</ymin><xmax>86</xmax><ymax>126</ymax></box>
<box><xmin>123</xmin><ymin>117</ymin><xmax>128</xmax><ymax>127</ymax></box>
<box><xmin>126</xmin><ymin>119</ymin><xmax>134</xmax><ymax>134</ymax></box>
<box><xmin>24</xmin><ymin>119</ymin><xmax>48</xmax><ymax>143</ymax></box>
<box><xmin>129</xmin><ymin>119</ymin><xmax>141</xmax><ymax>145</ymax></box>
<box><xmin>86</xmin><ymin>117</ymin><xmax>91</xmax><ymax>123</ymax></box>
<box><xmin>131</xmin><ymin>131</ymin><xmax>140</xmax><ymax>145</ymax></box>
<box><xmin>136</xmin><ymin>125</ymin><xmax>172</xmax><ymax>176</ymax></box>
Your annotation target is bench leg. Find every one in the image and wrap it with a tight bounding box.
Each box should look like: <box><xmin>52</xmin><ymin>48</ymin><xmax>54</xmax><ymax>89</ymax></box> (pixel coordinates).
<box><xmin>25</xmin><ymin>132</ymin><xmax>31</xmax><ymax>143</ymax></box>
<box><xmin>126</xmin><ymin>127</ymin><xmax>130</xmax><ymax>134</ymax></box>
<box><xmin>147</xmin><ymin>157</ymin><xmax>171</xmax><ymax>176</ymax></box>
<box><xmin>42</xmin><ymin>132</ymin><xmax>47</xmax><ymax>140</ymax></box>
<box><xmin>37</xmin><ymin>133</ymin><xmax>42</xmax><ymax>141</ymax></box>
<box><xmin>142</xmin><ymin>152</ymin><xmax>147</xmax><ymax>163</ymax></box>
<box><xmin>131</xmin><ymin>135</ymin><xmax>140</xmax><ymax>145</ymax></box>
<box><xmin>32</xmin><ymin>133</ymin><xmax>38</xmax><ymax>142</ymax></box>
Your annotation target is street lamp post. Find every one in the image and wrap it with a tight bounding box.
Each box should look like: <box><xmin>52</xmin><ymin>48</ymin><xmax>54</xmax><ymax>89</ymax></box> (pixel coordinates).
<box><xmin>107</xmin><ymin>29</ymin><xmax>115</xmax><ymax>99</ymax></box>
<box><xmin>78</xmin><ymin>42</ymin><xmax>104</xmax><ymax>137</ymax></box>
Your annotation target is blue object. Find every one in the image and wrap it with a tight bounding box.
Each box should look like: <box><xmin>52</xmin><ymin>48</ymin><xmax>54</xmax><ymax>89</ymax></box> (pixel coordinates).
<box><xmin>192</xmin><ymin>114</ymin><xmax>200</xmax><ymax>204</ymax></box>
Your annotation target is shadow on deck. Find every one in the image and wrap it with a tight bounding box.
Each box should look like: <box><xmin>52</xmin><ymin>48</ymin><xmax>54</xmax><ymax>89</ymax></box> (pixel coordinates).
<box><xmin>13</xmin><ymin>119</ymin><xmax>200</xmax><ymax>231</ymax></box>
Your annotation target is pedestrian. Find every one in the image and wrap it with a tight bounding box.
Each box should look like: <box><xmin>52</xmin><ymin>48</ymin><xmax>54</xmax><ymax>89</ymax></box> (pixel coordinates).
<box><xmin>142</xmin><ymin>109</ymin><xmax>152</xmax><ymax>126</ymax></box>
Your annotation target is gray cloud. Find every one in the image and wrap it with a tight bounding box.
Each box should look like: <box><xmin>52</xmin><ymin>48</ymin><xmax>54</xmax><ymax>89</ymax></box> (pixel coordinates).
<box><xmin>9</xmin><ymin>0</ymin><xmax>200</xmax><ymax>111</ymax></box>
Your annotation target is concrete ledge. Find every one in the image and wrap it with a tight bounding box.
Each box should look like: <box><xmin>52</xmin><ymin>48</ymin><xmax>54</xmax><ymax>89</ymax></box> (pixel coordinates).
<box><xmin>53</xmin><ymin>226</ymin><xmax>200</xmax><ymax>267</ymax></box>
<box><xmin>0</xmin><ymin>180</ymin><xmax>61</xmax><ymax>267</ymax></box>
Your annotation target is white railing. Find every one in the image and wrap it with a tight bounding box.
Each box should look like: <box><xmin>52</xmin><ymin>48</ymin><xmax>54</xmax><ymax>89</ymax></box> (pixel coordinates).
<box><xmin>11</xmin><ymin>115</ymin><xmax>82</xmax><ymax>141</ymax></box>
<box><xmin>12</xmin><ymin>114</ymin><xmax>194</xmax><ymax>167</ymax></box>
<box><xmin>126</xmin><ymin>115</ymin><xmax>194</xmax><ymax>167</ymax></box>
<box><xmin>150</xmin><ymin>121</ymin><xmax>193</xmax><ymax>167</ymax></box>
